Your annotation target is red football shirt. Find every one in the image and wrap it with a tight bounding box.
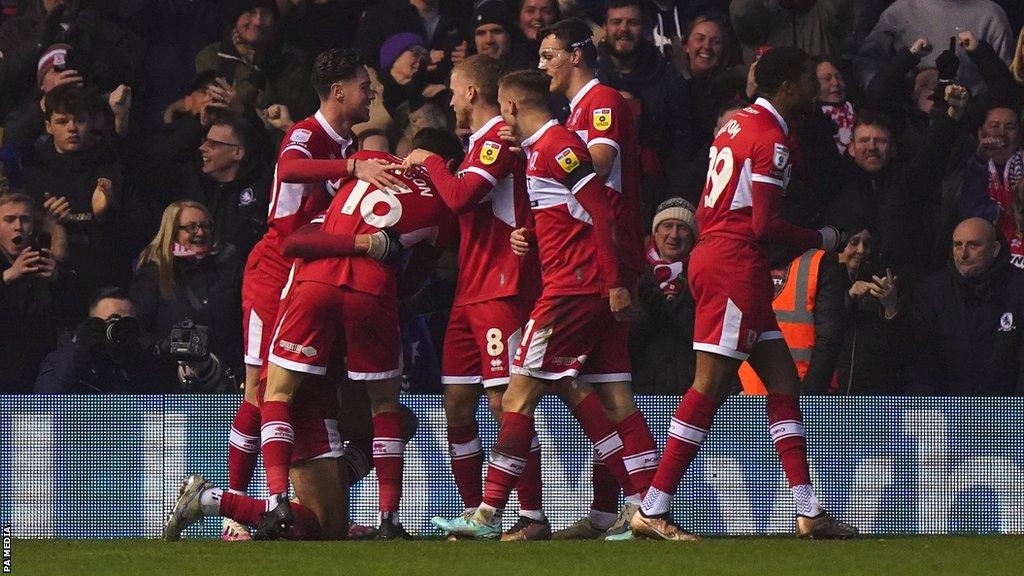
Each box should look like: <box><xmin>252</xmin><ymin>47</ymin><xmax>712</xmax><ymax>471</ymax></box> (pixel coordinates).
<box><xmin>566</xmin><ymin>78</ymin><xmax>645</xmax><ymax>276</ymax></box>
<box><xmin>294</xmin><ymin>151</ymin><xmax>456</xmax><ymax>298</ymax></box>
<box><xmin>257</xmin><ymin>110</ymin><xmax>354</xmax><ymax>280</ymax></box>
<box><xmin>696</xmin><ymin>97</ymin><xmax>820</xmax><ymax>252</ymax></box>
<box><xmin>421</xmin><ymin>115</ymin><xmax>540</xmax><ymax>306</ymax></box>
<box><xmin>521</xmin><ymin>120</ymin><xmax>608</xmax><ymax>296</ymax></box>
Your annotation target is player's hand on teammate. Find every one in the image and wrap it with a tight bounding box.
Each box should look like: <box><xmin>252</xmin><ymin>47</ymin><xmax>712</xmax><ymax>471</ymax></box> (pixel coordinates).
<box><xmin>366</xmin><ymin>227</ymin><xmax>405</xmax><ymax>265</ymax></box>
<box><xmin>497</xmin><ymin>125</ymin><xmax>523</xmax><ymax>153</ymax></box>
<box><xmin>608</xmin><ymin>287</ymin><xmax>635</xmax><ymax>321</ymax></box>
<box><xmin>401</xmin><ymin>148</ymin><xmax>438</xmax><ymax>169</ymax></box>
<box><xmin>818</xmin><ymin>225</ymin><xmax>847</xmax><ymax>253</ymax></box>
<box><xmin>510</xmin><ymin>227</ymin><xmax>533</xmax><ymax>256</ymax></box>
<box><xmin>354</xmin><ymin>158</ymin><xmax>404</xmax><ymax>191</ymax></box>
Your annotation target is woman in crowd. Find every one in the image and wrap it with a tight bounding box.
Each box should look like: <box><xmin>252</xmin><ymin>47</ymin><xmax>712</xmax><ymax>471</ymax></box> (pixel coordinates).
<box><xmin>130</xmin><ymin>200</ymin><xmax>243</xmax><ymax>391</ymax></box>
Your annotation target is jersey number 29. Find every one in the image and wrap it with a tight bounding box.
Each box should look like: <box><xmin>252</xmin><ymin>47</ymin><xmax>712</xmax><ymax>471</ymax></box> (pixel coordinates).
<box><xmin>704</xmin><ymin>146</ymin><xmax>734</xmax><ymax>208</ymax></box>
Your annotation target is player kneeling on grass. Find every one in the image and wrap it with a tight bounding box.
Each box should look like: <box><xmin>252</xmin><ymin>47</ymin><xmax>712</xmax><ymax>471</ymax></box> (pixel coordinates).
<box><xmin>163</xmin><ymin>372</ymin><xmax>417</xmax><ymax>541</ymax></box>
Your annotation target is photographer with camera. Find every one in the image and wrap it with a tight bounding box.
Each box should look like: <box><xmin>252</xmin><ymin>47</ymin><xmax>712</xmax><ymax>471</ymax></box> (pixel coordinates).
<box><xmin>34</xmin><ymin>287</ymin><xmax>169</xmax><ymax>394</ymax></box>
<box><xmin>129</xmin><ymin>200</ymin><xmax>243</xmax><ymax>393</ymax></box>
<box><xmin>1</xmin><ymin>192</ymin><xmax>70</xmax><ymax>392</ymax></box>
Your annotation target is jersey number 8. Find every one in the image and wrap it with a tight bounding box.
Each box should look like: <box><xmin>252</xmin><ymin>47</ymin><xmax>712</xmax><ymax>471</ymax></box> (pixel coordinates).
<box><xmin>340</xmin><ymin>180</ymin><xmax>403</xmax><ymax>228</ymax></box>
<box><xmin>704</xmin><ymin>146</ymin><xmax>734</xmax><ymax>208</ymax></box>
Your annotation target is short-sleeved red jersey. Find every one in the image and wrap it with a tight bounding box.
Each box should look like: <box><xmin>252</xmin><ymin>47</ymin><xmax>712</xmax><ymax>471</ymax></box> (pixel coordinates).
<box><xmin>257</xmin><ymin>111</ymin><xmax>354</xmax><ymax>279</ymax></box>
<box><xmin>294</xmin><ymin>151</ymin><xmax>456</xmax><ymax>298</ymax></box>
<box><xmin>697</xmin><ymin>98</ymin><xmax>795</xmax><ymax>247</ymax></box>
<box><xmin>566</xmin><ymin>78</ymin><xmax>645</xmax><ymax>276</ymax></box>
<box><xmin>521</xmin><ymin>120</ymin><xmax>604</xmax><ymax>296</ymax></box>
<box><xmin>428</xmin><ymin>115</ymin><xmax>539</xmax><ymax>305</ymax></box>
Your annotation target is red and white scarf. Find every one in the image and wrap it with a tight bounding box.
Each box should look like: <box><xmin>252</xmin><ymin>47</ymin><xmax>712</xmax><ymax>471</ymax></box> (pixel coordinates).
<box><xmin>821</xmin><ymin>101</ymin><xmax>855</xmax><ymax>154</ymax></box>
<box><xmin>987</xmin><ymin>149</ymin><xmax>1024</xmax><ymax>241</ymax></box>
<box><xmin>646</xmin><ymin>239</ymin><xmax>686</xmax><ymax>299</ymax></box>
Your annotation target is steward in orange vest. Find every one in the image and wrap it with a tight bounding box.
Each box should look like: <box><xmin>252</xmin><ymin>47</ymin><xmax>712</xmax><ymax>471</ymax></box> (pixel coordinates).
<box><xmin>738</xmin><ymin>249</ymin><xmax>845</xmax><ymax>394</ymax></box>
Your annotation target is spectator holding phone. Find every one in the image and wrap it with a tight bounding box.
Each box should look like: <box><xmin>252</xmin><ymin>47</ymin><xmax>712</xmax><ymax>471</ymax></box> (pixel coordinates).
<box><xmin>0</xmin><ymin>192</ymin><xmax>69</xmax><ymax>392</ymax></box>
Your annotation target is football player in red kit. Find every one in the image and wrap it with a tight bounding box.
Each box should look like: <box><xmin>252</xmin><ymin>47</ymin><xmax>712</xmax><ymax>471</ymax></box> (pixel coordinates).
<box><xmin>258</xmin><ymin>129</ymin><xmax>461</xmax><ymax>540</ymax></box>
<box><xmin>535</xmin><ymin>18</ymin><xmax>657</xmax><ymax>538</ymax></box>
<box><xmin>403</xmin><ymin>55</ymin><xmax>549</xmax><ymax>540</ymax></box>
<box><xmin>224</xmin><ymin>49</ymin><xmax>402</xmax><ymax>540</ymax></box>
<box><xmin>437</xmin><ymin>70</ymin><xmax>631</xmax><ymax>540</ymax></box>
<box><xmin>628</xmin><ymin>47</ymin><xmax>858</xmax><ymax>541</ymax></box>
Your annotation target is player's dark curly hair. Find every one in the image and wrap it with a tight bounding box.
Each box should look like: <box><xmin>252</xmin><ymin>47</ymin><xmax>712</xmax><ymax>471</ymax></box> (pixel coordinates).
<box><xmin>754</xmin><ymin>46</ymin><xmax>810</xmax><ymax>97</ymax></box>
<box><xmin>311</xmin><ymin>48</ymin><xmax>365</xmax><ymax>98</ymax></box>
<box><xmin>411</xmin><ymin>127</ymin><xmax>465</xmax><ymax>166</ymax></box>
<box><xmin>538</xmin><ymin>18</ymin><xmax>597</xmax><ymax>68</ymax></box>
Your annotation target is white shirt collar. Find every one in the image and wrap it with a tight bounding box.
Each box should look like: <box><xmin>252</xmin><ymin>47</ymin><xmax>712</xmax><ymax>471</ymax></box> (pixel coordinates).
<box><xmin>315</xmin><ymin>109</ymin><xmax>354</xmax><ymax>148</ymax></box>
<box><xmin>521</xmin><ymin>119</ymin><xmax>559</xmax><ymax>149</ymax></box>
<box><xmin>468</xmin><ymin>116</ymin><xmax>504</xmax><ymax>148</ymax></box>
<box><xmin>569</xmin><ymin>78</ymin><xmax>601</xmax><ymax>112</ymax></box>
<box><xmin>754</xmin><ymin>97</ymin><xmax>788</xmax><ymax>136</ymax></box>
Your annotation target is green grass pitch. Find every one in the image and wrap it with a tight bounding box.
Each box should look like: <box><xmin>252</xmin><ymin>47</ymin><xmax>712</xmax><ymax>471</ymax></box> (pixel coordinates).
<box><xmin>13</xmin><ymin>537</ymin><xmax>1024</xmax><ymax>576</ymax></box>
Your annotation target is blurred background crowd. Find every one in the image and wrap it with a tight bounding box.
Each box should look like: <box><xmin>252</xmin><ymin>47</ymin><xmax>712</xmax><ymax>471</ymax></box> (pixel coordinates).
<box><xmin>1</xmin><ymin>0</ymin><xmax>1022</xmax><ymax>396</ymax></box>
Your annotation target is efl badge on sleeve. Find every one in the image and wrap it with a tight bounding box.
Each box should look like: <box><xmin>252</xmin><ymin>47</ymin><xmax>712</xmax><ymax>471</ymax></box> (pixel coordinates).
<box><xmin>773</xmin><ymin>143</ymin><xmax>790</xmax><ymax>170</ymax></box>
<box><xmin>593</xmin><ymin>108</ymin><xmax>612</xmax><ymax>131</ymax></box>
<box><xmin>290</xmin><ymin>129</ymin><xmax>312</xmax><ymax>143</ymax></box>
<box><xmin>480</xmin><ymin>141</ymin><xmax>501</xmax><ymax>165</ymax></box>
<box><xmin>556</xmin><ymin>148</ymin><xmax>580</xmax><ymax>173</ymax></box>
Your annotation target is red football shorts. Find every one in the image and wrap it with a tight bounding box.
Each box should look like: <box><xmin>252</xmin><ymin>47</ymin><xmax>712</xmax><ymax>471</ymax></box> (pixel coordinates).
<box><xmin>578</xmin><ymin>307</ymin><xmax>632</xmax><ymax>384</ymax></box>
<box><xmin>511</xmin><ymin>293</ymin><xmax>618</xmax><ymax>381</ymax></box>
<box><xmin>442</xmin><ymin>297</ymin><xmax>533</xmax><ymax>389</ymax></box>
<box><xmin>241</xmin><ymin>244</ymin><xmax>288</xmax><ymax>367</ymax></box>
<box><xmin>689</xmin><ymin>235</ymin><xmax>782</xmax><ymax>361</ymax></box>
<box><xmin>258</xmin><ymin>376</ymin><xmax>343</xmax><ymax>463</ymax></box>
<box><xmin>268</xmin><ymin>281</ymin><xmax>402</xmax><ymax>380</ymax></box>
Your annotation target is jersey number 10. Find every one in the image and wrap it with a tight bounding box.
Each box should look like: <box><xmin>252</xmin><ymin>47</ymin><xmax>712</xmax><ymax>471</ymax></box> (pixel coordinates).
<box><xmin>340</xmin><ymin>180</ymin><xmax>403</xmax><ymax>228</ymax></box>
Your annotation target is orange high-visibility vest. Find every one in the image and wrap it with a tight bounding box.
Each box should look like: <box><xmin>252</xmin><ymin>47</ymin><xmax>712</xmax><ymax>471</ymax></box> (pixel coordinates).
<box><xmin>738</xmin><ymin>249</ymin><xmax>825</xmax><ymax>395</ymax></box>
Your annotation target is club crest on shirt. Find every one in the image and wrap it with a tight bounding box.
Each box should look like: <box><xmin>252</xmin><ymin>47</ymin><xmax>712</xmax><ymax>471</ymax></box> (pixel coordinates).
<box><xmin>556</xmin><ymin>148</ymin><xmax>580</xmax><ymax>173</ymax></box>
<box><xmin>290</xmin><ymin>128</ymin><xmax>312</xmax><ymax>143</ymax></box>
<box><xmin>480</xmin><ymin>141</ymin><xmax>501</xmax><ymax>165</ymax></box>
<box><xmin>999</xmin><ymin>312</ymin><xmax>1015</xmax><ymax>332</ymax></box>
<box><xmin>593</xmin><ymin>108</ymin><xmax>612</xmax><ymax>131</ymax></box>
<box><xmin>773</xmin><ymin>143</ymin><xmax>790</xmax><ymax>170</ymax></box>
<box><xmin>238</xmin><ymin>187</ymin><xmax>255</xmax><ymax>206</ymax></box>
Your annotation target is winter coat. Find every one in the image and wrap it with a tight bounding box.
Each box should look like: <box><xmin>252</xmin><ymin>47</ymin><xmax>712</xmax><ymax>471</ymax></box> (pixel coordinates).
<box><xmin>731</xmin><ymin>0</ymin><xmax>853</xmax><ymax>62</ymax></box>
<box><xmin>178</xmin><ymin>164</ymin><xmax>271</xmax><ymax>259</ymax></box>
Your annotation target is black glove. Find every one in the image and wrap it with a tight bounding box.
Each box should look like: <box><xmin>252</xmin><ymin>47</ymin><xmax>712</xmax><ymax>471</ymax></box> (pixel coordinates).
<box><xmin>935</xmin><ymin>37</ymin><xmax>960</xmax><ymax>82</ymax></box>
<box><xmin>367</xmin><ymin>227</ymin><xmax>405</xmax><ymax>266</ymax></box>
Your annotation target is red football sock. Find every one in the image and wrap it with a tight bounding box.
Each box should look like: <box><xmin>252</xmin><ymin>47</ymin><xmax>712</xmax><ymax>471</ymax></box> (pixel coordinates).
<box><xmin>767</xmin><ymin>393</ymin><xmax>811</xmax><ymax>487</ymax></box>
<box><xmin>219</xmin><ymin>491</ymin><xmax>266</xmax><ymax>526</ymax></box>
<box><xmin>483</xmin><ymin>412</ymin><xmax>534</xmax><ymax>511</ymax></box>
<box><xmin>617</xmin><ymin>409</ymin><xmax>659</xmax><ymax>498</ymax></box>
<box><xmin>260</xmin><ymin>400</ymin><xmax>294</xmax><ymax>495</ymax></box>
<box><xmin>373</xmin><ymin>412</ymin><xmax>406</xmax><ymax>513</ymax></box>
<box><xmin>573</xmin><ymin>392</ymin><xmax>632</xmax><ymax>493</ymax></box>
<box><xmin>228</xmin><ymin>399</ymin><xmax>261</xmax><ymax>493</ymax></box>
<box><xmin>591</xmin><ymin>460</ymin><xmax>620</xmax><ymax>514</ymax></box>
<box><xmin>649</xmin><ymin>388</ymin><xmax>717</xmax><ymax>496</ymax></box>
<box><xmin>515</xmin><ymin>433</ymin><xmax>543</xmax><ymax>513</ymax></box>
<box><xmin>284</xmin><ymin>501</ymin><xmax>323</xmax><ymax>540</ymax></box>
<box><xmin>448</xmin><ymin>422</ymin><xmax>484</xmax><ymax>509</ymax></box>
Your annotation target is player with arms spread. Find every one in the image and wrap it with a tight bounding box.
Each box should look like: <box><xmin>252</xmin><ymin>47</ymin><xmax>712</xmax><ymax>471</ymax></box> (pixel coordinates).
<box><xmin>535</xmin><ymin>18</ymin><xmax>657</xmax><ymax>539</ymax></box>
<box><xmin>628</xmin><ymin>47</ymin><xmax>858</xmax><ymax>541</ymax></box>
<box><xmin>258</xmin><ymin>129</ymin><xmax>460</xmax><ymax>540</ymax></box>
<box><xmin>224</xmin><ymin>48</ymin><xmax>403</xmax><ymax>541</ymax></box>
<box><xmin>436</xmin><ymin>70</ymin><xmax>629</xmax><ymax>540</ymax></box>
<box><xmin>403</xmin><ymin>55</ymin><xmax>549</xmax><ymax>540</ymax></box>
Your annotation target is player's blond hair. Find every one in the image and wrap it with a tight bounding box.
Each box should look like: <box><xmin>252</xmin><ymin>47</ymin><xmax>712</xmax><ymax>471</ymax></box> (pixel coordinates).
<box><xmin>498</xmin><ymin>69</ymin><xmax>550</xmax><ymax>111</ymax></box>
<box><xmin>137</xmin><ymin>200</ymin><xmax>213</xmax><ymax>299</ymax></box>
<box><xmin>453</xmin><ymin>54</ymin><xmax>501</xmax><ymax>104</ymax></box>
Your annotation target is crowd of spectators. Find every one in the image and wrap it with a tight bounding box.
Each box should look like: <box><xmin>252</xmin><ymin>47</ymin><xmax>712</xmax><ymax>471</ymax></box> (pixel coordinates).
<box><xmin>1</xmin><ymin>0</ymin><xmax>1023</xmax><ymax>396</ymax></box>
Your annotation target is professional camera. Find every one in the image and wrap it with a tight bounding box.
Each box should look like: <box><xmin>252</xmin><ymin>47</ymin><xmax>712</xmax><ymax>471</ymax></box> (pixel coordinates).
<box><xmin>164</xmin><ymin>318</ymin><xmax>209</xmax><ymax>362</ymax></box>
<box><xmin>104</xmin><ymin>314</ymin><xmax>140</xmax><ymax>347</ymax></box>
